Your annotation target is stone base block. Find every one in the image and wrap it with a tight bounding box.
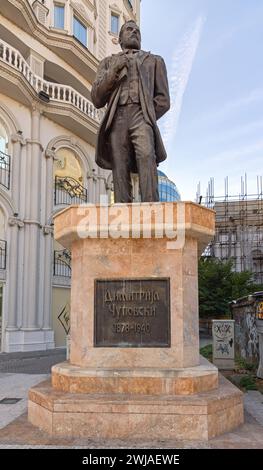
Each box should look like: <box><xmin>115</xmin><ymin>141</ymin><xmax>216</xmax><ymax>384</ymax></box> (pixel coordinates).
<box><xmin>51</xmin><ymin>359</ymin><xmax>218</xmax><ymax>396</ymax></box>
<box><xmin>28</xmin><ymin>375</ymin><xmax>243</xmax><ymax>441</ymax></box>
<box><xmin>4</xmin><ymin>329</ymin><xmax>55</xmax><ymax>352</ymax></box>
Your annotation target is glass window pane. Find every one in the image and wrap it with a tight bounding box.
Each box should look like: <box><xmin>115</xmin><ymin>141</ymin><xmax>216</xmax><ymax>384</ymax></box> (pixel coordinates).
<box><xmin>54</xmin><ymin>5</ymin><xmax>64</xmax><ymax>29</ymax></box>
<box><xmin>0</xmin><ymin>138</ymin><xmax>6</xmax><ymax>154</ymax></box>
<box><xmin>111</xmin><ymin>14</ymin><xmax>119</xmax><ymax>35</ymax></box>
<box><xmin>73</xmin><ymin>16</ymin><xmax>87</xmax><ymax>47</ymax></box>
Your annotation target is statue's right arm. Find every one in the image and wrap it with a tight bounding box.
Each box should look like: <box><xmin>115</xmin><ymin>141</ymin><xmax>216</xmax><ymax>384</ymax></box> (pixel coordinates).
<box><xmin>91</xmin><ymin>57</ymin><xmax>119</xmax><ymax>109</ymax></box>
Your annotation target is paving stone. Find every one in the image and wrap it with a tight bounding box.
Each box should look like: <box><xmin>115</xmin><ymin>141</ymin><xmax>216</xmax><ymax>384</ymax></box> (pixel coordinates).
<box><xmin>0</xmin><ymin>349</ymin><xmax>66</xmax><ymax>374</ymax></box>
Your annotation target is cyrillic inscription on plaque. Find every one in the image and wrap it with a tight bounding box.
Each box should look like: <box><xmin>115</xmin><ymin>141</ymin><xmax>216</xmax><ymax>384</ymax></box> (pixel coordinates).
<box><xmin>94</xmin><ymin>278</ymin><xmax>170</xmax><ymax>347</ymax></box>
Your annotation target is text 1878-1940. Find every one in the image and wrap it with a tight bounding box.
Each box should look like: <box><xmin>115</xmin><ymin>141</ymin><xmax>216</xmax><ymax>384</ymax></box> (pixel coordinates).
<box><xmin>94</xmin><ymin>278</ymin><xmax>170</xmax><ymax>348</ymax></box>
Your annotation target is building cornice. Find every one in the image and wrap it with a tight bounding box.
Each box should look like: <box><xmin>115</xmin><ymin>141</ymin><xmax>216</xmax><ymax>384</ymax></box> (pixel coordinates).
<box><xmin>1</xmin><ymin>0</ymin><xmax>99</xmax><ymax>81</ymax></box>
<box><xmin>123</xmin><ymin>0</ymin><xmax>137</xmax><ymax>20</ymax></box>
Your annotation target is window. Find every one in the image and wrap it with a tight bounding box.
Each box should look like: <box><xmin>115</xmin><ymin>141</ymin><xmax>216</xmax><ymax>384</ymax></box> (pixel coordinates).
<box><xmin>111</xmin><ymin>13</ymin><xmax>119</xmax><ymax>35</ymax></box>
<box><xmin>0</xmin><ymin>123</ymin><xmax>8</xmax><ymax>155</ymax></box>
<box><xmin>73</xmin><ymin>16</ymin><xmax>87</xmax><ymax>47</ymax></box>
<box><xmin>54</xmin><ymin>4</ymin><xmax>65</xmax><ymax>29</ymax></box>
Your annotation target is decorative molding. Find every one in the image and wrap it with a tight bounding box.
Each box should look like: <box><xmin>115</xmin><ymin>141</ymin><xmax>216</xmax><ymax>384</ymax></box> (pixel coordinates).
<box><xmin>124</xmin><ymin>0</ymin><xmax>136</xmax><ymax>20</ymax></box>
<box><xmin>46</xmin><ymin>135</ymin><xmax>94</xmax><ymax>174</ymax></box>
<box><xmin>25</xmin><ymin>139</ymin><xmax>44</xmax><ymax>152</ymax></box>
<box><xmin>32</xmin><ymin>0</ymin><xmax>49</xmax><ymax>14</ymax></box>
<box><xmin>0</xmin><ymin>188</ymin><xmax>16</xmax><ymax>217</ymax></box>
<box><xmin>82</xmin><ymin>0</ymin><xmax>96</xmax><ymax>13</ymax></box>
<box><xmin>31</xmin><ymin>104</ymin><xmax>43</xmax><ymax>114</ymax></box>
<box><xmin>70</xmin><ymin>1</ymin><xmax>94</xmax><ymax>29</ymax></box>
<box><xmin>32</xmin><ymin>0</ymin><xmax>49</xmax><ymax>26</ymax></box>
<box><xmin>108</xmin><ymin>30</ymin><xmax>119</xmax><ymax>38</ymax></box>
<box><xmin>45</xmin><ymin>149</ymin><xmax>56</xmax><ymax>160</ymax></box>
<box><xmin>123</xmin><ymin>13</ymin><xmax>130</xmax><ymax>23</ymax></box>
<box><xmin>0</xmin><ymin>102</ymin><xmax>21</xmax><ymax>137</ymax></box>
<box><xmin>43</xmin><ymin>225</ymin><xmax>54</xmax><ymax>235</ymax></box>
<box><xmin>93</xmin><ymin>0</ymin><xmax>98</xmax><ymax>19</ymax></box>
<box><xmin>87</xmin><ymin>169</ymin><xmax>98</xmax><ymax>181</ymax></box>
<box><xmin>52</xmin><ymin>277</ymin><xmax>71</xmax><ymax>288</ymax></box>
<box><xmin>23</xmin><ymin>219</ymin><xmax>42</xmax><ymax>228</ymax></box>
<box><xmin>10</xmin><ymin>133</ymin><xmax>26</xmax><ymax>146</ymax></box>
<box><xmin>49</xmin><ymin>26</ymin><xmax>69</xmax><ymax>35</ymax></box>
<box><xmin>110</xmin><ymin>3</ymin><xmax>122</xmax><ymax>14</ymax></box>
<box><xmin>0</xmin><ymin>61</ymin><xmax>40</xmax><ymax>107</ymax></box>
<box><xmin>112</xmin><ymin>37</ymin><xmax>119</xmax><ymax>45</ymax></box>
<box><xmin>8</xmin><ymin>217</ymin><xmax>24</xmax><ymax>228</ymax></box>
<box><xmin>70</xmin><ymin>137</ymin><xmax>77</xmax><ymax>146</ymax></box>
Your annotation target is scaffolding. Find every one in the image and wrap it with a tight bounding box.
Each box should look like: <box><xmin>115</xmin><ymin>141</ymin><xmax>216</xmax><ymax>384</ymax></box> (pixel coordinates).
<box><xmin>196</xmin><ymin>175</ymin><xmax>263</xmax><ymax>285</ymax></box>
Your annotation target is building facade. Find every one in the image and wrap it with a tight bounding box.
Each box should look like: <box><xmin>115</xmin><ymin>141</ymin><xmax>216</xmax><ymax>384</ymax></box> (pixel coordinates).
<box><xmin>199</xmin><ymin>177</ymin><xmax>263</xmax><ymax>286</ymax></box>
<box><xmin>157</xmin><ymin>170</ymin><xmax>181</xmax><ymax>202</ymax></box>
<box><xmin>0</xmin><ymin>0</ymin><xmax>140</xmax><ymax>352</ymax></box>
<box><xmin>207</xmin><ymin>199</ymin><xmax>263</xmax><ymax>285</ymax></box>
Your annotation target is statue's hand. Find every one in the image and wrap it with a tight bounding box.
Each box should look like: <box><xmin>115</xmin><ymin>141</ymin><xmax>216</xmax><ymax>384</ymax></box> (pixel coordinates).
<box><xmin>109</xmin><ymin>55</ymin><xmax>128</xmax><ymax>82</ymax></box>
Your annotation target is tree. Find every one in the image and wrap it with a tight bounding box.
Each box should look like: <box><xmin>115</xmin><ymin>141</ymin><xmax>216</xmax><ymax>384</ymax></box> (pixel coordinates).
<box><xmin>198</xmin><ymin>257</ymin><xmax>256</xmax><ymax>318</ymax></box>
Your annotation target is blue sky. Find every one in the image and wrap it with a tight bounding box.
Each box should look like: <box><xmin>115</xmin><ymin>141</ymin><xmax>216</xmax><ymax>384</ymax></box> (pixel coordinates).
<box><xmin>141</xmin><ymin>0</ymin><xmax>263</xmax><ymax>199</ymax></box>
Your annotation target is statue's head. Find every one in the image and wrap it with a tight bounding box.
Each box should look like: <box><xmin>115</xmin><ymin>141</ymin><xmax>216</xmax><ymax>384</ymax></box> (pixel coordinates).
<box><xmin>119</xmin><ymin>20</ymin><xmax>141</xmax><ymax>51</ymax></box>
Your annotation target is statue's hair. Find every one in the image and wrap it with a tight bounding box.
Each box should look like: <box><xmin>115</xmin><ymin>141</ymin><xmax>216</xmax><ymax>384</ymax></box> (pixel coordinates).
<box><xmin>119</xmin><ymin>20</ymin><xmax>140</xmax><ymax>42</ymax></box>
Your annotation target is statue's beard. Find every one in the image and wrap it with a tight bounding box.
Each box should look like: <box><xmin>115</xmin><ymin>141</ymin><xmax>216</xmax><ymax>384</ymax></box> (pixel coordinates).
<box><xmin>123</xmin><ymin>37</ymin><xmax>141</xmax><ymax>50</ymax></box>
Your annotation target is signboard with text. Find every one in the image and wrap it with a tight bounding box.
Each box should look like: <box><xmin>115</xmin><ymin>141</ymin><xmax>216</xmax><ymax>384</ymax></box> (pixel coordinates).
<box><xmin>94</xmin><ymin>278</ymin><xmax>170</xmax><ymax>348</ymax></box>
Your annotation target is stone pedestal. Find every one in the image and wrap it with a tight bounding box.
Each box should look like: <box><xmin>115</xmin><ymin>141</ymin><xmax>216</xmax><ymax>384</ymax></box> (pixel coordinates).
<box><xmin>28</xmin><ymin>202</ymin><xmax>244</xmax><ymax>440</ymax></box>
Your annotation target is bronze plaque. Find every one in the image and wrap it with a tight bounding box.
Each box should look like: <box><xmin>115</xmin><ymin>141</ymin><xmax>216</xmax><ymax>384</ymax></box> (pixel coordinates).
<box><xmin>94</xmin><ymin>278</ymin><xmax>170</xmax><ymax>348</ymax></box>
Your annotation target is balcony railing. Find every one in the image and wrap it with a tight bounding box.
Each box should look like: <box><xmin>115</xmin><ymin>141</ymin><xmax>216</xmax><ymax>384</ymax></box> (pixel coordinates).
<box><xmin>0</xmin><ymin>39</ymin><xmax>102</xmax><ymax>123</ymax></box>
<box><xmin>0</xmin><ymin>151</ymin><xmax>10</xmax><ymax>189</ymax></box>
<box><xmin>0</xmin><ymin>240</ymin><xmax>7</xmax><ymax>270</ymax></box>
<box><xmin>54</xmin><ymin>175</ymin><xmax>88</xmax><ymax>206</ymax></box>
<box><xmin>53</xmin><ymin>250</ymin><xmax>71</xmax><ymax>278</ymax></box>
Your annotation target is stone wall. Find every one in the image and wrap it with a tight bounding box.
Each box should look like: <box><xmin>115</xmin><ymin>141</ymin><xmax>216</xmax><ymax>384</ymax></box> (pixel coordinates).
<box><xmin>231</xmin><ymin>293</ymin><xmax>263</xmax><ymax>363</ymax></box>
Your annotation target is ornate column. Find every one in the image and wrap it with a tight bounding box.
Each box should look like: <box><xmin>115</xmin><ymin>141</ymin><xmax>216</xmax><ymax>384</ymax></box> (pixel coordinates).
<box><xmin>97</xmin><ymin>169</ymin><xmax>108</xmax><ymax>202</ymax></box>
<box><xmin>42</xmin><ymin>225</ymin><xmax>54</xmax><ymax>331</ymax></box>
<box><xmin>42</xmin><ymin>148</ymin><xmax>56</xmax><ymax>332</ymax></box>
<box><xmin>10</xmin><ymin>132</ymin><xmax>26</xmax><ymax>213</ymax></box>
<box><xmin>5</xmin><ymin>217</ymin><xmax>24</xmax><ymax>331</ymax></box>
<box><xmin>22</xmin><ymin>106</ymin><xmax>42</xmax><ymax>330</ymax></box>
<box><xmin>17</xmin><ymin>105</ymin><xmax>54</xmax><ymax>350</ymax></box>
<box><xmin>4</xmin><ymin>132</ymin><xmax>26</xmax><ymax>351</ymax></box>
<box><xmin>87</xmin><ymin>169</ymin><xmax>97</xmax><ymax>203</ymax></box>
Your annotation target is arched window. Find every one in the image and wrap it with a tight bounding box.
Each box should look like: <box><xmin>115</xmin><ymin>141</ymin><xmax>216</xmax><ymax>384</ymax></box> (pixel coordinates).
<box><xmin>53</xmin><ymin>148</ymin><xmax>87</xmax><ymax>206</ymax></box>
<box><xmin>0</xmin><ymin>122</ymin><xmax>10</xmax><ymax>190</ymax></box>
<box><xmin>0</xmin><ymin>123</ymin><xmax>8</xmax><ymax>155</ymax></box>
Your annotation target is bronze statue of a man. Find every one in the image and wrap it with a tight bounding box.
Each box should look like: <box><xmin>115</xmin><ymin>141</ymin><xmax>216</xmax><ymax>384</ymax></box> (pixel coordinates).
<box><xmin>91</xmin><ymin>20</ymin><xmax>170</xmax><ymax>203</ymax></box>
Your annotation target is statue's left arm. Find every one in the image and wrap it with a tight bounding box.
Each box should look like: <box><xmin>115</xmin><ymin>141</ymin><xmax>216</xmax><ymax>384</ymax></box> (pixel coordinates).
<box><xmin>153</xmin><ymin>57</ymin><xmax>170</xmax><ymax>120</ymax></box>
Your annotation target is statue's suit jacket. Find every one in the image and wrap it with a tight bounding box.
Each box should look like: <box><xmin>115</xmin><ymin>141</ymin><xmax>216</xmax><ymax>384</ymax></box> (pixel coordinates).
<box><xmin>91</xmin><ymin>50</ymin><xmax>170</xmax><ymax>172</ymax></box>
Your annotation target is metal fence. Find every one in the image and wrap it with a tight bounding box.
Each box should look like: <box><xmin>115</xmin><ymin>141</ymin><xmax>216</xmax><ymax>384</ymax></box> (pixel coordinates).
<box><xmin>54</xmin><ymin>176</ymin><xmax>88</xmax><ymax>206</ymax></box>
<box><xmin>0</xmin><ymin>151</ymin><xmax>10</xmax><ymax>189</ymax></box>
<box><xmin>53</xmin><ymin>250</ymin><xmax>71</xmax><ymax>278</ymax></box>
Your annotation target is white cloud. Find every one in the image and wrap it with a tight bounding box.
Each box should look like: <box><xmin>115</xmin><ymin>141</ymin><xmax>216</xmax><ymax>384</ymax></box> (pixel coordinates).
<box><xmin>193</xmin><ymin>88</ymin><xmax>263</xmax><ymax>128</ymax></box>
<box><xmin>161</xmin><ymin>16</ymin><xmax>206</xmax><ymax>150</ymax></box>
<box><xmin>211</xmin><ymin>139</ymin><xmax>263</xmax><ymax>162</ymax></box>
